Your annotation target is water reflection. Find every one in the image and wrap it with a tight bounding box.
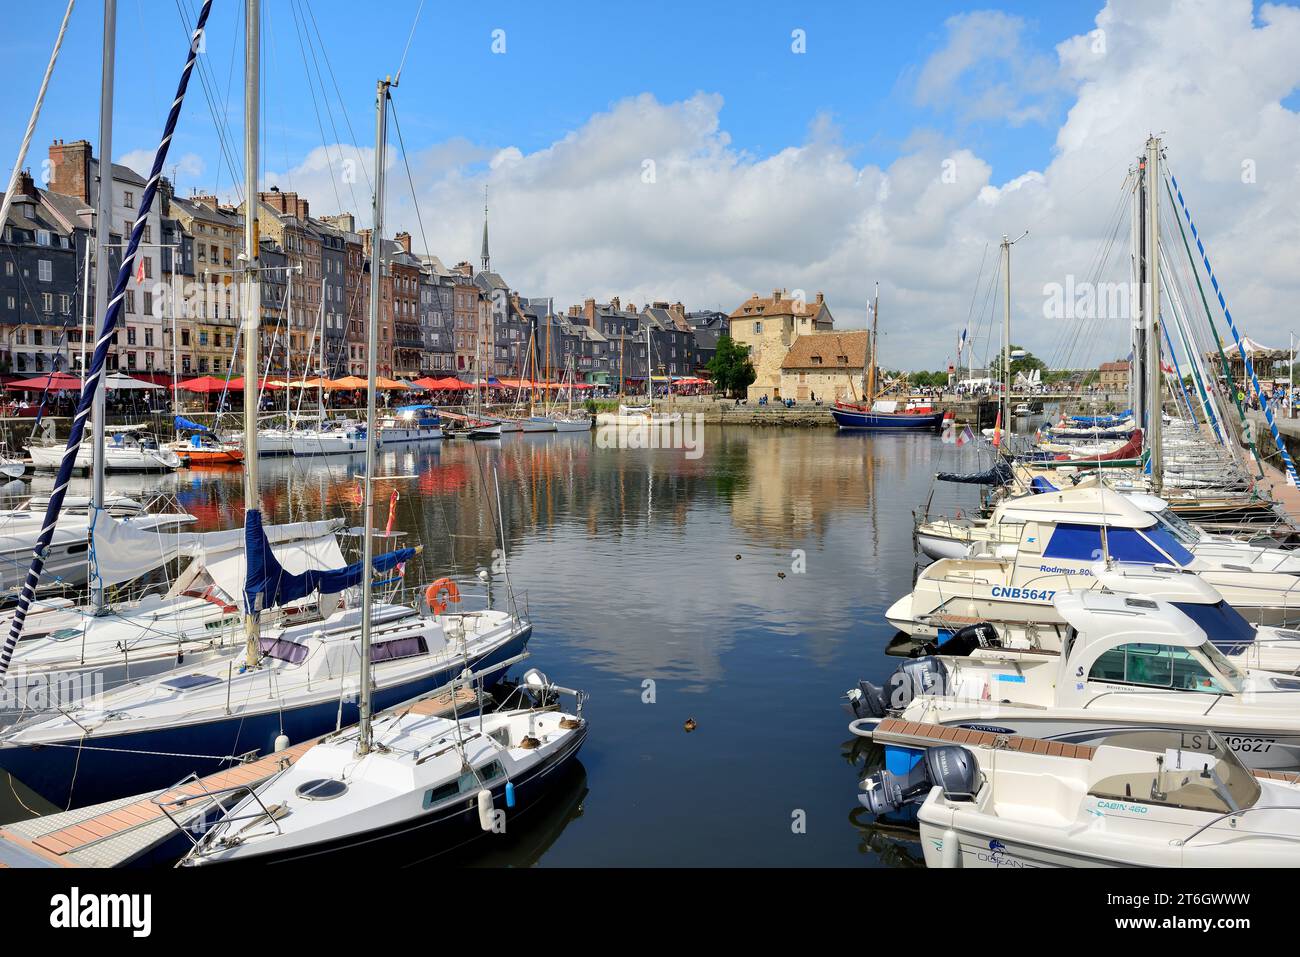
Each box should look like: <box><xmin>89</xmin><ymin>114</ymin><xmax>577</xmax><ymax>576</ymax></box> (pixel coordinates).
<box><xmin>2</xmin><ymin>427</ymin><xmax>982</xmax><ymax>866</ymax></box>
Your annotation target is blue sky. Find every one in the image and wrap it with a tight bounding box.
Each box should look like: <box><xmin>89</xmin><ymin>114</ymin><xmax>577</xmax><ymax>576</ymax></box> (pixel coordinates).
<box><xmin>3</xmin><ymin>1</ymin><xmax>1100</xmax><ymax>194</ymax></box>
<box><xmin>6</xmin><ymin>1</ymin><xmax>1300</xmax><ymax>371</ymax></box>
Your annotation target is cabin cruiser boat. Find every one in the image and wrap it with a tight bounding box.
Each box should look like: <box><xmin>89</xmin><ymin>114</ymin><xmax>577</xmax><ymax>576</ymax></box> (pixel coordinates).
<box><xmin>0</xmin><ymin>517</ymin><xmax>351</xmax><ymax>726</ymax></box>
<box><xmin>860</xmin><ymin>730</ymin><xmax>1300</xmax><ymax>867</ymax></box>
<box><xmin>27</xmin><ymin>426</ymin><xmax>182</xmax><ymax>473</ymax></box>
<box><xmin>917</xmin><ymin>483</ymin><xmax>1300</xmax><ymax>573</ymax></box>
<box><xmin>379</xmin><ymin>405</ymin><xmax>442</xmax><ymax>443</ymax></box>
<box><xmin>178</xmin><ymin>671</ymin><xmax>587</xmax><ymax>865</ymax></box>
<box><xmin>892</xmin><ymin>485</ymin><xmax>1300</xmax><ymax>632</ymax></box>
<box><xmin>289</xmin><ymin>419</ymin><xmax>374</xmax><ymax>456</ymax></box>
<box><xmin>897</xmin><ymin>564</ymin><xmax>1300</xmax><ymax>674</ymax></box>
<box><xmin>852</xmin><ymin>591</ymin><xmax>1300</xmax><ymax>771</ymax></box>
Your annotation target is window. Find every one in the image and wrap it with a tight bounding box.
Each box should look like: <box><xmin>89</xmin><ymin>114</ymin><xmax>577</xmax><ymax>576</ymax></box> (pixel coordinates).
<box><xmin>59</xmin><ymin>294</ymin><xmax>71</xmax><ymax>314</ymax></box>
<box><xmin>1088</xmin><ymin>643</ymin><xmax>1223</xmax><ymax>692</ymax></box>
<box><xmin>257</xmin><ymin>637</ymin><xmax>309</xmax><ymax>664</ymax></box>
<box><xmin>36</xmin><ymin>229</ymin><xmax>51</xmax><ymax>246</ymax></box>
<box><xmin>125</xmin><ymin>291</ymin><xmax>135</xmax><ymax>314</ymax></box>
<box><xmin>124</xmin><ymin>190</ymin><xmax>134</xmax><ymax>207</ymax></box>
<box><xmin>4</xmin><ymin>261</ymin><xmax>12</xmax><ymax>276</ymax></box>
<box><xmin>143</xmin><ymin>292</ymin><xmax>153</xmax><ymax>317</ymax></box>
<box><xmin>38</xmin><ymin>259</ymin><xmax>52</xmax><ymax>282</ymax></box>
<box><xmin>753</xmin><ymin>322</ymin><xmax>762</xmax><ymax>334</ymax></box>
<box><xmin>41</xmin><ymin>292</ymin><xmax>53</xmax><ymax>313</ymax></box>
<box><xmin>126</xmin><ymin>327</ymin><xmax>137</xmax><ymax>345</ymax></box>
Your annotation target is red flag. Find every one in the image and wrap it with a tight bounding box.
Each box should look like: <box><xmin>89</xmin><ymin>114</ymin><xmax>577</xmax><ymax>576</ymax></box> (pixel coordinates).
<box><xmin>384</xmin><ymin>490</ymin><xmax>399</xmax><ymax>536</ymax></box>
<box><xmin>136</xmin><ymin>255</ymin><xmax>146</xmax><ymax>286</ymax></box>
<box><xmin>992</xmin><ymin>410</ymin><xmax>1002</xmax><ymax>448</ymax></box>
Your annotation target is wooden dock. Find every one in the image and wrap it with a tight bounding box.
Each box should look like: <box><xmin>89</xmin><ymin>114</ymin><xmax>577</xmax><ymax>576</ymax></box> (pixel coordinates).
<box><xmin>0</xmin><ymin>687</ymin><xmax>476</xmax><ymax>868</ymax></box>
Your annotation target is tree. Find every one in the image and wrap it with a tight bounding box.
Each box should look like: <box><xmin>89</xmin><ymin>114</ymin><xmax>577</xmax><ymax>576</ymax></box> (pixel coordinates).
<box><xmin>707</xmin><ymin>335</ymin><xmax>756</xmax><ymax>397</ymax></box>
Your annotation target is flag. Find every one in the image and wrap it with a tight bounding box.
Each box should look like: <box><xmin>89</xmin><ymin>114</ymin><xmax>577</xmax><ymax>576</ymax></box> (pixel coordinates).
<box><xmin>135</xmin><ymin>255</ymin><xmax>145</xmax><ymax>286</ymax></box>
<box><xmin>991</xmin><ymin>410</ymin><xmax>1002</xmax><ymax>448</ymax></box>
<box><xmin>956</xmin><ymin>426</ymin><xmax>974</xmax><ymax>447</ymax></box>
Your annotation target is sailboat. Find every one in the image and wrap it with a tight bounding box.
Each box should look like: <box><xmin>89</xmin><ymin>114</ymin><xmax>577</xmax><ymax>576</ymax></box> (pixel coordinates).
<box><xmin>831</xmin><ymin>283</ymin><xmax>944</xmax><ymax>430</ymax></box>
<box><xmin>0</xmin><ymin>4</ymin><xmax>531</xmax><ymax>811</ymax></box>
<box><xmin>179</xmin><ymin>76</ymin><xmax>586</xmax><ymax>862</ymax></box>
<box><xmin>532</xmin><ymin>358</ymin><xmax>592</xmax><ymax>432</ymax></box>
<box><xmin>595</xmin><ymin>323</ymin><xmax>681</xmax><ymax>425</ymax></box>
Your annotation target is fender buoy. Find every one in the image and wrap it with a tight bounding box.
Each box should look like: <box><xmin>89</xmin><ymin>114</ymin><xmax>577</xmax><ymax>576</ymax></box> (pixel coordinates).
<box><xmin>424</xmin><ymin>577</ymin><xmax>461</xmax><ymax>615</ymax></box>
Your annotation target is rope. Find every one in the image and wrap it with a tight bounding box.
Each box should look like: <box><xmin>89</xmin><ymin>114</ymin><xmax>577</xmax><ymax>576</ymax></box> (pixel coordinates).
<box><xmin>1167</xmin><ymin>173</ymin><xmax>1290</xmax><ymax>483</ymax></box>
<box><xmin>0</xmin><ymin>0</ymin><xmax>214</xmax><ymax>677</ymax></box>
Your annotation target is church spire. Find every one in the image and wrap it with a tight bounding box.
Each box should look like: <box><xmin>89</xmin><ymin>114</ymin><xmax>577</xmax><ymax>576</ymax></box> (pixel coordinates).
<box><xmin>480</xmin><ymin>184</ymin><xmax>490</xmax><ymax>274</ymax></box>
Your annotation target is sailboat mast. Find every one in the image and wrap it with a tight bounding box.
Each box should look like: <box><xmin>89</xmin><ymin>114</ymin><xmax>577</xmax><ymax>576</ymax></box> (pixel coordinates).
<box><xmin>1145</xmin><ymin>135</ymin><xmax>1163</xmax><ymax>494</ymax></box>
<box><xmin>90</xmin><ymin>0</ymin><xmax>117</xmax><ymax>616</ymax></box>
<box><xmin>241</xmin><ymin>0</ymin><xmax>261</xmax><ymax>667</ymax></box>
<box><xmin>1001</xmin><ymin>235</ymin><xmax>1012</xmax><ymax>436</ymax></box>
<box><xmin>359</xmin><ymin>77</ymin><xmax>390</xmax><ymax>757</ymax></box>
<box><xmin>866</xmin><ymin>282</ymin><xmax>879</xmax><ymax>402</ymax></box>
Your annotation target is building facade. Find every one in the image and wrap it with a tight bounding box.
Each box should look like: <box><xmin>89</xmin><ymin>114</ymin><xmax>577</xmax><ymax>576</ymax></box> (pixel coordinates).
<box><xmin>728</xmin><ymin>289</ymin><xmax>834</xmax><ymax>400</ymax></box>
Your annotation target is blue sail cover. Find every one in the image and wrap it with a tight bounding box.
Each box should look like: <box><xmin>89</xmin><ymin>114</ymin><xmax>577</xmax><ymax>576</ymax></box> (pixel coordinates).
<box><xmin>1030</xmin><ymin>476</ymin><xmax>1059</xmax><ymax>493</ymax></box>
<box><xmin>242</xmin><ymin>509</ymin><xmax>416</xmax><ymax>613</ymax></box>
<box><xmin>935</xmin><ymin>461</ymin><xmax>1013</xmax><ymax>486</ymax></box>
<box><xmin>1070</xmin><ymin>410</ymin><xmax>1131</xmax><ymax>425</ymax></box>
<box><xmin>175</xmin><ymin>415</ymin><xmax>211</xmax><ymax>433</ymax></box>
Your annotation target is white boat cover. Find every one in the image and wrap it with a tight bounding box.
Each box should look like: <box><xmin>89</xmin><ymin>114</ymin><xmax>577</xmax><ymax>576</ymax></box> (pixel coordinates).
<box><xmin>89</xmin><ymin>512</ymin><xmax>345</xmax><ymax>588</ymax></box>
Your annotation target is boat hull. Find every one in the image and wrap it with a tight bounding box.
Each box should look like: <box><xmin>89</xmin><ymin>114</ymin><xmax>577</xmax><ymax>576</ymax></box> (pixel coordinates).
<box><xmin>379</xmin><ymin>426</ymin><xmax>443</xmax><ymax>443</ymax></box>
<box><xmin>187</xmin><ymin>723</ymin><xmax>587</xmax><ymax>865</ymax></box>
<box><xmin>830</xmin><ymin>408</ymin><xmax>944</xmax><ymax>431</ymax></box>
<box><xmin>0</xmin><ymin>626</ymin><xmax>531</xmax><ymax>808</ymax></box>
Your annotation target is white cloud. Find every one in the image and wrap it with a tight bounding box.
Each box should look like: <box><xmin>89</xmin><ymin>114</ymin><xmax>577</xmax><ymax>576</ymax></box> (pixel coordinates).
<box><xmin>116</xmin><ymin>149</ymin><xmax>205</xmax><ymax>184</ymax></box>
<box><xmin>250</xmin><ymin>0</ymin><xmax>1300</xmax><ymax>371</ymax></box>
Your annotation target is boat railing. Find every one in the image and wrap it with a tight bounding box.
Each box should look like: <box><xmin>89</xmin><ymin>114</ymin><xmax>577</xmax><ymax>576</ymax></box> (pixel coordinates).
<box><xmin>1172</xmin><ymin>804</ymin><xmax>1300</xmax><ymax>848</ymax></box>
<box><xmin>152</xmin><ymin>771</ymin><xmax>287</xmax><ymax>849</ymax></box>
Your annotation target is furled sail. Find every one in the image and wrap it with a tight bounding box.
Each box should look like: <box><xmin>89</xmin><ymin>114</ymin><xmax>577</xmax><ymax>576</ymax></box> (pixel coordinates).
<box><xmin>242</xmin><ymin>509</ymin><xmax>415</xmax><ymax>613</ymax></box>
<box><xmin>935</xmin><ymin>461</ymin><xmax>1013</xmax><ymax>486</ymax></box>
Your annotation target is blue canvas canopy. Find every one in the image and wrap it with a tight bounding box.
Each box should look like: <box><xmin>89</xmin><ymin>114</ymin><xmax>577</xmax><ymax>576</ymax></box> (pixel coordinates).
<box><xmin>1070</xmin><ymin>410</ymin><xmax>1131</xmax><ymax>425</ymax></box>
<box><xmin>242</xmin><ymin>509</ymin><xmax>416</xmax><ymax>613</ymax></box>
<box><xmin>174</xmin><ymin>415</ymin><xmax>211</xmax><ymax>433</ymax></box>
<box><xmin>1030</xmin><ymin>476</ymin><xmax>1059</xmax><ymax>493</ymax></box>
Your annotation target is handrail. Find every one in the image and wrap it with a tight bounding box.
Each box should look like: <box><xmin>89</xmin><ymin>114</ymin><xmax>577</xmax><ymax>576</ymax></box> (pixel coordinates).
<box><xmin>152</xmin><ymin>771</ymin><xmax>287</xmax><ymax>850</ymax></box>
<box><xmin>1172</xmin><ymin>804</ymin><xmax>1300</xmax><ymax>848</ymax></box>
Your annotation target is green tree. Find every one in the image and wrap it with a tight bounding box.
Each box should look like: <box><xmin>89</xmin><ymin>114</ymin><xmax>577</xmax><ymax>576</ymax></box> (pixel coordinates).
<box><xmin>707</xmin><ymin>336</ymin><xmax>756</xmax><ymax>397</ymax></box>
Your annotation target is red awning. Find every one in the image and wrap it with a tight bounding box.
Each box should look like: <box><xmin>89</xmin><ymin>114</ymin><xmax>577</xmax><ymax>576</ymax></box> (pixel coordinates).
<box><xmin>173</xmin><ymin>375</ymin><xmax>232</xmax><ymax>393</ymax></box>
<box><xmin>6</xmin><ymin>372</ymin><xmax>83</xmax><ymax>391</ymax></box>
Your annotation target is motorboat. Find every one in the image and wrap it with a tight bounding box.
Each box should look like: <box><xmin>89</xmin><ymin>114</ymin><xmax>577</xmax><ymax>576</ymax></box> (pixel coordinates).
<box><xmin>859</xmin><ymin>728</ymin><xmax>1300</xmax><ymax>867</ymax></box>
<box><xmin>895</xmin><ymin>563</ymin><xmax>1300</xmax><ymax>674</ymax></box>
<box><xmin>289</xmin><ymin>420</ymin><xmax>373</xmax><ymax>456</ymax></box>
<box><xmin>378</xmin><ymin>405</ymin><xmax>442</xmax><ymax>443</ymax></box>
<box><xmin>177</xmin><ymin>671</ymin><xmax>587</xmax><ymax>865</ymax></box>
<box><xmin>916</xmin><ymin>482</ymin><xmax>1300</xmax><ymax>573</ymax></box>
<box><xmin>852</xmin><ymin>590</ymin><xmax>1300</xmax><ymax>771</ymax></box>
<box><xmin>891</xmin><ymin>485</ymin><xmax>1300</xmax><ymax>632</ymax></box>
<box><xmin>27</xmin><ymin>426</ymin><xmax>181</xmax><ymax>473</ymax></box>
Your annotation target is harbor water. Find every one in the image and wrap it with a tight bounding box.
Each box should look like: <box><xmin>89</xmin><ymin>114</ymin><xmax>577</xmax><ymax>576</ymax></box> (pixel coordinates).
<box><xmin>0</xmin><ymin>425</ymin><xmax>986</xmax><ymax>866</ymax></box>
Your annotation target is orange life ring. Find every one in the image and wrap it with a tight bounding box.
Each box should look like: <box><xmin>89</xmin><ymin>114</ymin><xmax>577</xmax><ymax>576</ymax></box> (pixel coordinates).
<box><xmin>425</xmin><ymin>578</ymin><xmax>461</xmax><ymax>615</ymax></box>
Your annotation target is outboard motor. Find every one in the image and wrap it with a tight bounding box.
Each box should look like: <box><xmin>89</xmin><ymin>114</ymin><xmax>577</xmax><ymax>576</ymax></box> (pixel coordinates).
<box><xmin>858</xmin><ymin>745</ymin><xmax>980</xmax><ymax>815</ymax></box>
<box><xmin>845</xmin><ymin>657</ymin><xmax>948</xmax><ymax>720</ymax></box>
<box><xmin>918</xmin><ymin>621</ymin><xmax>1002</xmax><ymax>658</ymax></box>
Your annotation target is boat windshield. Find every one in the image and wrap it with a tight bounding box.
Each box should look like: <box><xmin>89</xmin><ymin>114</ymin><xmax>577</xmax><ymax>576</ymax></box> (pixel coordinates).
<box><xmin>1088</xmin><ymin>729</ymin><xmax>1260</xmax><ymax>814</ymax></box>
<box><xmin>1153</xmin><ymin>507</ymin><xmax>1203</xmax><ymax>546</ymax></box>
<box><xmin>1196</xmin><ymin>641</ymin><xmax>1248</xmax><ymax>694</ymax></box>
<box><xmin>1171</xmin><ymin>600</ymin><xmax>1257</xmax><ymax>653</ymax></box>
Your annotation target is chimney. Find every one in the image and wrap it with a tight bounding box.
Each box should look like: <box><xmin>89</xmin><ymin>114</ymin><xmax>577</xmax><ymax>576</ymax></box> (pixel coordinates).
<box><xmin>583</xmin><ymin>297</ymin><xmax>596</xmax><ymax>324</ymax></box>
<box><xmin>772</xmin><ymin>288</ymin><xmax>783</xmax><ymax>302</ymax></box>
<box><xmin>358</xmin><ymin>228</ymin><xmax>373</xmax><ymax>257</ymax></box>
<box><xmin>295</xmin><ymin>197</ymin><xmax>310</xmax><ymax>220</ymax></box>
<box><xmin>158</xmin><ymin>176</ymin><xmax>174</xmax><ymax>216</ymax></box>
<box><xmin>190</xmin><ymin>193</ymin><xmax>221</xmax><ymax>208</ymax></box>
<box><xmin>453</xmin><ymin>260</ymin><xmax>473</xmax><ymax>277</ymax></box>
<box><xmin>610</xmin><ymin>296</ymin><xmax>620</xmax><ymax>311</ymax></box>
<box><xmin>47</xmin><ymin>138</ymin><xmax>93</xmax><ymax>203</ymax></box>
<box><xmin>322</xmin><ymin>212</ymin><xmax>356</xmax><ymax>232</ymax></box>
<box><xmin>15</xmin><ymin>169</ymin><xmax>39</xmax><ymax>200</ymax></box>
<box><xmin>395</xmin><ymin>231</ymin><xmax>412</xmax><ymax>254</ymax></box>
